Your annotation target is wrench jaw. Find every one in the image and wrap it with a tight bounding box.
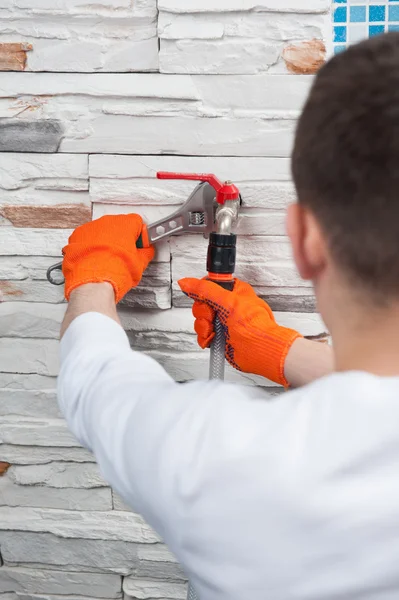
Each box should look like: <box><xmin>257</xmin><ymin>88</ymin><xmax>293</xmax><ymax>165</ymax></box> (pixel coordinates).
<box><xmin>146</xmin><ymin>182</ymin><xmax>217</xmax><ymax>244</ymax></box>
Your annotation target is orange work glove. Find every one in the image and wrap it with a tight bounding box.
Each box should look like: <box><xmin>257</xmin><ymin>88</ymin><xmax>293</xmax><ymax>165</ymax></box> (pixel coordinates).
<box><xmin>178</xmin><ymin>277</ymin><xmax>302</xmax><ymax>386</ymax></box>
<box><xmin>62</xmin><ymin>214</ymin><xmax>154</xmax><ymax>302</ymax></box>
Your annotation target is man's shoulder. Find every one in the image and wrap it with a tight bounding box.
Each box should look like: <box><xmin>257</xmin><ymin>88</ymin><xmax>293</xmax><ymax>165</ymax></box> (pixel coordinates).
<box><xmin>279</xmin><ymin>371</ymin><xmax>399</xmax><ymax>444</ymax></box>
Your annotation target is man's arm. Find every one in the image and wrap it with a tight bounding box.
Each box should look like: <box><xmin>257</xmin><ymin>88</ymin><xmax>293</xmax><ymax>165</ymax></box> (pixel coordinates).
<box><xmin>60</xmin><ymin>282</ymin><xmax>119</xmax><ymax>338</ymax></box>
<box><xmin>61</xmin><ymin>284</ymin><xmax>333</xmax><ymax>389</ymax></box>
<box><xmin>284</xmin><ymin>338</ymin><xmax>333</xmax><ymax>388</ymax></box>
<box><xmin>58</xmin><ymin>292</ymin><xmax>268</xmax><ymax>573</ymax></box>
<box><xmin>58</xmin><ymin>288</ymin><xmax>333</xmax><ymax>590</ymax></box>
<box><xmin>179</xmin><ymin>277</ymin><xmax>334</xmax><ymax>388</ymax></box>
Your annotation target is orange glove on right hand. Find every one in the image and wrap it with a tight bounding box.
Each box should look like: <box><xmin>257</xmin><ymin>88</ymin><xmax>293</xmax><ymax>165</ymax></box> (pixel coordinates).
<box><xmin>62</xmin><ymin>214</ymin><xmax>154</xmax><ymax>302</ymax></box>
<box><xmin>178</xmin><ymin>277</ymin><xmax>302</xmax><ymax>386</ymax></box>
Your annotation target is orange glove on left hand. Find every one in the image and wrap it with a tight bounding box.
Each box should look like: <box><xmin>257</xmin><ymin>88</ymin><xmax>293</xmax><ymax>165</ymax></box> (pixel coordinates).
<box><xmin>62</xmin><ymin>214</ymin><xmax>154</xmax><ymax>302</ymax></box>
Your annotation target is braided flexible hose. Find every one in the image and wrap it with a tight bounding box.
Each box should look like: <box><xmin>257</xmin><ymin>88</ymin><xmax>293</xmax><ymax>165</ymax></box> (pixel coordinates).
<box><xmin>187</xmin><ymin>582</ymin><xmax>200</xmax><ymax>600</ymax></box>
<box><xmin>186</xmin><ymin>199</ymin><xmax>239</xmax><ymax>600</ymax></box>
<box><xmin>209</xmin><ymin>317</ymin><xmax>226</xmax><ymax>380</ymax></box>
<box><xmin>187</xmin><ymin>318</ymin><xmax>226</xmax><ymax>600</ymax></box>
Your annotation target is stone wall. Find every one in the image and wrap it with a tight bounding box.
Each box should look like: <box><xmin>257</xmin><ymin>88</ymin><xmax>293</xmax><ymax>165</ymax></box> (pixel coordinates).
<box><xmin>0</xmin><ymin>1</ymin><xmax>330</xmax><ymax>598</ymax></box>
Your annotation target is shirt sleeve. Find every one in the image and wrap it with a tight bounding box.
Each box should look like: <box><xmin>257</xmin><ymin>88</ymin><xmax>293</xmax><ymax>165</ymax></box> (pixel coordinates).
<box><xmin>58</xmin><ymin>313</ymin><xmax>258</xmax><ymax>520</ymax></box>
<box><xmin>57</xmin><ymin>312</ymin><xmax>272</xmax><ymax>576</ymax></box>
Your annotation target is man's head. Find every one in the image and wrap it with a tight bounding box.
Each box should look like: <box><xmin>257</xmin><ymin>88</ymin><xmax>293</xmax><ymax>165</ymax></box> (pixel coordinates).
<box><xmin>289</xmin><ymin>32</ymin><xmax>399</xmax><ymax>324</ymax></box>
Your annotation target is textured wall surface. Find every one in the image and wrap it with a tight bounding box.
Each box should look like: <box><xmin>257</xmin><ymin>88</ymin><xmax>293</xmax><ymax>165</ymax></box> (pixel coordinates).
<box><xmin>0</xmin><ymin>2</ymin><xmax>330</xmax><ymax>599</ymax></box>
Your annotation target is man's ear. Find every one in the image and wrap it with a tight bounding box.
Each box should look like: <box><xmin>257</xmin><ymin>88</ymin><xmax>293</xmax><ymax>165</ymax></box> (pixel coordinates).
<box><xmin>286</xmin><ymin>203</ymin><xmax>327</xmax><ymax>281</ymax></box>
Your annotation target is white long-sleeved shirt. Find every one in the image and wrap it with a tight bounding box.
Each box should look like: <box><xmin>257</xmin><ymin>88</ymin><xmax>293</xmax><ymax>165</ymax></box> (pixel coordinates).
<box><xmin>58</xmin><ymin>312</ymin><xmax>399</xmax><ymax>600</ymax></box>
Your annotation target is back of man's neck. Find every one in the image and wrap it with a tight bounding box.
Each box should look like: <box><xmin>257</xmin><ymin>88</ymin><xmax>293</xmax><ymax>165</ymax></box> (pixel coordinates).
<box><xmin>333</xmin><ymin>311</ymin><xmax>399</xmax><ymax>377</ymax></box>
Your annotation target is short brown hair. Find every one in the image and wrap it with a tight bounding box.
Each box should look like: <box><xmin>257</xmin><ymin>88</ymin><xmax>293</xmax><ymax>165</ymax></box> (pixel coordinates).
<box><xmin>292</xmin><ymin>32</ymin><xmax>399</xmax><ymax>298</ymax></box>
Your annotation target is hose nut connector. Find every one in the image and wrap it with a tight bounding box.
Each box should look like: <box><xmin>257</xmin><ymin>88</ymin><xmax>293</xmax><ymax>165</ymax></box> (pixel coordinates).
<box><xmin>207</xmin><ymin>232</ymin><xmax>237</xmax><ymax>276</ymax></box>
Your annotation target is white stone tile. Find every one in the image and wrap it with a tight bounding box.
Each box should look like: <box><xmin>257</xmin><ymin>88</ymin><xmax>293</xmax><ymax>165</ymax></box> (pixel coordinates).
<box><xmin>0</xmin><ymin>478</ymin><xmax>113</xmax><ymax>511</ymax></box>
<box><xmin>0</xmin><ymin>506</ymin><xmax>160</xmax><ymax>543</ymax></box>
<box><xmin>0</xmin><ymin>566</ymin><xmax>121</xmax><ymax>598</ymax></box>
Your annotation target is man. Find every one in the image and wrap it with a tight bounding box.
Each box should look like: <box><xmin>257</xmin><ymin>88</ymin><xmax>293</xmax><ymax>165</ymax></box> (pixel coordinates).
<box><xmin>59</xmin><ymin>33</ymin><xmax>399</xmax><ymax>599</ymax></box>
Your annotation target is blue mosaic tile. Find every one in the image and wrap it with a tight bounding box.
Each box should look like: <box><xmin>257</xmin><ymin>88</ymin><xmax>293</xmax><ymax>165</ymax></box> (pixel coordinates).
<box><xmin>334</xmin><ymin>6</ymin><xmax>347</xmax><ymax>22</ymax></box>
<box><xmin>350</xmin><ymin>5</ymin><xmax>367</xmax><ymax>22</ymax></box>
<box><xmin>369</xmin><ymin>24</ymin><xmax>386</xmax><ymax>36</ymax></box>
<box><xmin>369</xmin><ymin>5</ymin><xmax>386</xmax><ymax>21</ymax></box>
<box><xmin>334</xmin><ymin>26</ymin><xmax>347</xmax><ymax>42</ymax></box>
<box><xmin>388</xmin><ymin>23</ymin><xmax>399</xmax><ymax>30</ymax></box>
<box><xmin>389</xmin><ymin>5</ymin><xmax>399</xmax><ymax>20</ymax></box>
